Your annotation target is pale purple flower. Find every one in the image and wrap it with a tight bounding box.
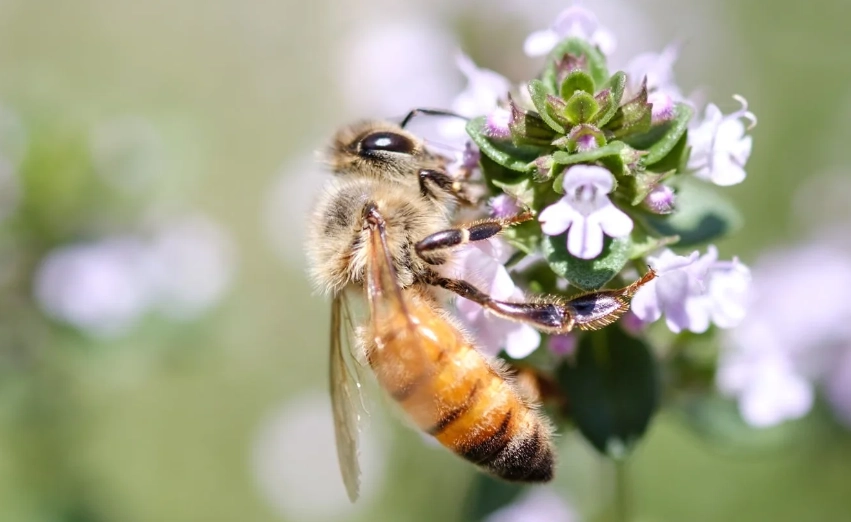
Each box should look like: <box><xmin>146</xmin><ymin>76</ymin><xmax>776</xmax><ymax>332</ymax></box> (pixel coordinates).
<box><xmin>524</xmin><ymin>3</ymin><xmax>616</xmax><ymax>57</ymax></box>
<box><xmin>549</xmin><ymin>334</ymin><xmax>577</xmax><ymax>358</ymax></box>
<box><xmin>826</xmin><ymin>347</ymin><xmax>851</xmax><ymax>428</ymax></box>
<box><xmin>450</xmin><ymin>239</ymin><xmax>541</xmax><ymax>359</ymax></box>
<box><xmin>485</xmin><ymin>107</ymin><xmax>512</xmax><ymax>140</ymax></box>
<box><xmin>485</xmin><ymin>489</ymin><xmax>579</xmax><ymax>522</ymax></box>
<box><xmin>631</xmin><ymin>246</ymin><xmax>751</xmax><ymax>334</ymax></box>
<box><xmin>538</xmin><ymin>165</ymin><xmax>632</xmax><ymax>260</ymax></box>
<box><xmin>451</xmin><ymin>53</ymin><xmax>512</xmax><ymax>119</ymax></box>
<box><xmin>145</xmin><ymin>214</ymin><xmax>236</xmax><ymax>320</ymax></box>
<box><xmin>720</xmin><ymin>352</ymin><xmax>814</xmax><ymax>428</ymax></box>
<box><xmin>649</xmin><ymin>91</ymin><xmax>676</xmax><ymax>124</ymax></box>
<box><xmin>620</xmin><ymin>310</ymin><xmax>647</xmax><ymax>336</ymax></box>
<box><xmin>252</xmin><ymin>393</ymin><xmax>385</xmax><ymax>519</ymax></box>
<box><xmin>489</xmin><ymin>194</ymin><xmax>521</xmax><ymax>219</ymax></box>
<box><xmin>641</xmin><ymin>184</ymin><xmax>675</xmax><ymax>214</ymax></box>
<box><xmin>717</xmin><ymin>243</ymin><xmax>851</xmax><ymax>428</ymax></box>
<box><xmin>339</xmin><ymin>17</ymin><xmax>457</xmax><ymax>116</ymax></box>
<box><xmin>623</xmin><ymin>44</ymin><xmax>681</xmax><ymax>101</ymax></box>
<box><xmin>688</xmin><ymin>95</ymin><xmax>757</xmax><ymax>186</ymax></box>
<box><xmin>34</xmin><ymin>236</ymin><xmax>154</xmax><ymax>338</ymax></box>
<box><xmin>437</xmin><ymin>52</ymin><xmax>512</xmax><ymax>145</ymax></box>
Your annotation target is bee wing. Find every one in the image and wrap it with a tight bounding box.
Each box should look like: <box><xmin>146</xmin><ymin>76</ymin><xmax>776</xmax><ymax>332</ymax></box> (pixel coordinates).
<box><xmin>330</xmin><ymin>291</ymin><xmax>365</xmax><ymax>502</ymax></box>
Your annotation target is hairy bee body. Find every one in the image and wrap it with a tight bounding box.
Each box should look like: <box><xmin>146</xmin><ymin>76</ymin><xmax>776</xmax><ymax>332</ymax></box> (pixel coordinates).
<box><xmin>364</xmin><ymin>288</ymin><xmax>553</xmax><ymax>482</ymax></box>
<box><xmin>307</xmin><ymin>119</ymin><xmax>556</xmax><ymax>499</ymax></box>
<box><xmin>307</xmin><ymin>175</ymin><xmax>449</xmax><ymax>295</ymax></box>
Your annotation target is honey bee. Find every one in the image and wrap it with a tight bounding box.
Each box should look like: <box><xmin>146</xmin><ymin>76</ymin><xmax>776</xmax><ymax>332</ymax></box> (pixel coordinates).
<box><xmin>306</xmin><ymin>112</ymin><xmax>655</xmax><ymax>501</ymax></box>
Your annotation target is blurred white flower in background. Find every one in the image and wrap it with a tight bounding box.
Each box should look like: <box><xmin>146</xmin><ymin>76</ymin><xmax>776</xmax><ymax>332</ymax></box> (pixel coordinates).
<box><xmin>251</xmin><ymin>393</ymin><xmax>385</xmax><ymax>521</ymax></box>
<box><xmin>523</xmin><ymin>3</ymin><xmax>617</xmax><ymax>57</ymax></box>
<box><xmin>90</xmin><ymin>116</ymin><xmax>166</xmax><ymax>193</ymax></box>
<box><xmin>33</xmin><ymin>213</ymin><xmax>235</xmax><ymax>337</ymax></box>
<box><xmin>264</xmin><ymin>153</ymin><xmax>331</xmax><ymax>267</ymax></box>
<box><xmin>145</xmin><ymin>213</ymin><xmax>236</xmax><ymax>320</ymax></box>
<box><xmin>34</xmin><ymin>236</ymin><xmax>154</xmax><ymax>338</ymax></box>
<box><xmin>717</xmin><ymin>243</ymin><xmax>851</xmax><ymax>428</ymax></box>
<box><xmin>485</xmin><ymin>488</ymin><xmax>580</xmax><ymax>522</ymax></box>
<box><xmin>338</xmin><ymin>17</ymin><xmax>459</xmax><ymax>118</ymax></box>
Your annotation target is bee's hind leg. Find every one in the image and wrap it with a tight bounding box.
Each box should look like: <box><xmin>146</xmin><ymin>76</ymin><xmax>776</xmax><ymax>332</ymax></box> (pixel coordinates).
<box><xmin>421</xmin><ymin>269</ymin><xmax>656</xmax><ymax>333</ymax></box>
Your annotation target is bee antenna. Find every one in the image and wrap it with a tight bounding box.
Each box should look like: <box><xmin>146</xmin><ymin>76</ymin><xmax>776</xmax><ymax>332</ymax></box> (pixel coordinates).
<box><xmin>399</xmin><ymin>108</ymin><xmax>469</xmax><ymax>129</ymax></box>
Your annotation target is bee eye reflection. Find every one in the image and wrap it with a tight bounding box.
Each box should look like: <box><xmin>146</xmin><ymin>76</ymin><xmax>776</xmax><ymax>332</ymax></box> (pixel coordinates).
<box><xmin>359</xmin><ymin>132</ymin><xmax>415</xmax><ymax>155</ymax></box>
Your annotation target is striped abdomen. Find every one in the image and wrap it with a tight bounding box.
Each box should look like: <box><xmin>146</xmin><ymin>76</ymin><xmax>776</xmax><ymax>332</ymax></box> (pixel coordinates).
<box><xmin>365</xmin><ymin>291</ymin><xmax>554</xmax><ymax>482</ymax></box>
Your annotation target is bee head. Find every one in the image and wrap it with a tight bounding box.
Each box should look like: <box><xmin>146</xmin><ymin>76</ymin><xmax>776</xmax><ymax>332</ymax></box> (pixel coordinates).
<box><xmin>326</xmin><ymin>120</ymin><xmax>432</xmax><ymax>180</ymax></box>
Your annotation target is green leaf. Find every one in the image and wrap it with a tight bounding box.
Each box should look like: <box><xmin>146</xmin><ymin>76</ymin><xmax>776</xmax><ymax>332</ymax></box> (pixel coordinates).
<box><xmin>564</xmin><ymin>91</ymin><xmax>599</xmax><ymax>124</ymax></box>
<box><xmin>644</xmin><ymin>178</ymin><xmax>742</xmax><ymax>247</ymax></box>
<box><xmin>607</xmin><ymin>83</ymin><xmax>652</xmax><ymax>139</ymax></box>
<box><xmin>628</xmin><ymin>226</ymin><xmax>680</xmax><ymax>259</ymax></box>
<box><xmin>466</xmin><ymin>117</ymin><xmax>544</xmax><ymax>173</ymax></box>
<box><xmin>552</xmin><ymin>141</ymin><xmax>625</xmax><ymax>166</ymax></box>
<box><xmin>501</xmin><ymin>219</ymin><xmax>541</xmax><ymax>255</ymax></box>
<box><xmin>461</xmin><ymin>474</ymin><xmax>525</xmax><ymax>522</ymax></box>
<box><xmin>560</xmin><ymin>70</ymin><xmax>596</xmax><ymax>98</ymax></box>
<box><xmin>542</xmin><ymin>234</ymin><xmax>631</xmax><ymax>290</ymax></box>
<box><xmin>642</xmin><ymin>103</ymin><xmax>694</xmax><ymax>165</ymax></box>
<box><xmin>528</xmin><ymin>80</ymin><xmax>566</xmax><ymax>134</ymax></box>
<box><xmin>492</xmin><ymin>177</ymin><xmax>536</xmax><ymax>209</ymax></box>
<box><xmin>556</xmin><ymin>327</ymin><xmax>660</xmax><ymax>457</ymax></box>
<box><xmin>592</xmin><ymin>71</ymin><xmax>626</xmax><ymax>127</ymax></box>
<box><xmin>645</xmin><ymin>131</ymin><xmax>690</xmax><ymax>174</ymax></box>
<box><xmin>542</xmin><ymin>38</ymin><xmax>609</xmax><ymax>92</ymax></box>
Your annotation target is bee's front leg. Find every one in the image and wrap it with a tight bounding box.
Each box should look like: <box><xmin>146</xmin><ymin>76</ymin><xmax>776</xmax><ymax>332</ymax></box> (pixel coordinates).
<box><xmin>414</xmin><ymin>212</ymin><xmax>533</xmax><ymax>264</ymax></box>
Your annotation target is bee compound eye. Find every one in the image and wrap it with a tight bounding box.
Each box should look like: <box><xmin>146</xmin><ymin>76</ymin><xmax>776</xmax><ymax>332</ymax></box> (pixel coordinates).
<box><xmin>359</xmin><ymin>131</ymin><xmax>416</xmax><ymax>155</ymax></box>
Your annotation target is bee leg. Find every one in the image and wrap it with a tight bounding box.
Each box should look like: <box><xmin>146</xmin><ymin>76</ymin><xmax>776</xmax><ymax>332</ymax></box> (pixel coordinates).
<box><xmin>422</xmin><ymin>269</ymin><xmax>656</xmax><ymax>333</ymax></box>
<box><xmin>418</xmin><ymin>168</ymin><xmax>476</xmax><ymax>205</ymax></box>
<box><xmin>414</xmin><ymin>212</ymin><xmax>533</xmax><ymax>264</ymax></box>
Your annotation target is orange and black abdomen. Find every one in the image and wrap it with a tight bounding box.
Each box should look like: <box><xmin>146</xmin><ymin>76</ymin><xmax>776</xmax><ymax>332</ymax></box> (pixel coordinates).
<box><xmin>365</xmin><ymin>291</ymin><xmax>554</xmax><ymax>482</ymax></box>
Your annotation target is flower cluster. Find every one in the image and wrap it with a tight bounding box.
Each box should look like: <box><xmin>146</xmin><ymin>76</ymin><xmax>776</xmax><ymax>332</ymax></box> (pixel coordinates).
<box><xmin>431</xmin><ymin>3</ymin><xmax>762</xmax><ymax>457</ymax></box>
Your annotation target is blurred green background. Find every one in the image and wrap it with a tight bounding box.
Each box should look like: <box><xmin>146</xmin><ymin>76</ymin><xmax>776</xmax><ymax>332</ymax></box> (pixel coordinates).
<box><xmin>0</xmin><ymin>0</ymin><xmax>850</xmax><ymax>521</ymax></box>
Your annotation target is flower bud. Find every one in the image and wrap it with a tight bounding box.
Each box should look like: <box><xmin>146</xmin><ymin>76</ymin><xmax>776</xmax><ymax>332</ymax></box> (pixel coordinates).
<box><xmin>484</xmin><ymin>107</ymin><xmax>511</xmax><ymax>140</ymax></box>
<box><xmin>642</xmin><ymin>184</ymin><xmax>676</xmax><ymax>214</ymax></box>
<box><xmin>649</xmin><ymin>91</ymin><xmax>675</xmax><ymax>124</ymax></box>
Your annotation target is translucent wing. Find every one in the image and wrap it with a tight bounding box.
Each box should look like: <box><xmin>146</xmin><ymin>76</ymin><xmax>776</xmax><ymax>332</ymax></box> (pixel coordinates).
<box><xmin>330</xmin><ymin>291</ymin><xmax>364</xmax><ymax>502</ymax></box>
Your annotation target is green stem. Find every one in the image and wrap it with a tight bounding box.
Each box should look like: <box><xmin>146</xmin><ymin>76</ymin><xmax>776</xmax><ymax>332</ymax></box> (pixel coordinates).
<box><xmin>614</xmin><ymin>459</ymin><xmax>630</xmax><ymax>522</ymax></box>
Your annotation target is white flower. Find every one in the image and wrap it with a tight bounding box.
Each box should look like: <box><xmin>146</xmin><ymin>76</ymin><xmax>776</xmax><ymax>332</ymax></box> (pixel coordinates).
<box><xmin>717</xmin><ymin>243</ymin><xmax>851</xmax><ymax>428</ymax></box>
<box><xmin>623</xmin><ymin>44</ymin><xmax>681</xmax><ymax>101</ymax></box>
<box><xmin>688</xmin><ymin>95</ymin><xmax>757</xmax><ymax>186</ymax></box>
<box><xmin>451</xmin><ymin>239</ymin><xmax>541</xmax><ymax>359</ymax></box>
<box><xmin>489</xmin><ymin>194</ymin><xmax>521</xmax><ymax>219</ymax></box>
<box><xmin>718</xmin><ymin>349</ymin><xmax>814</xmax><ymax>428</ymax></box>
<box><xmin>826</xmin><ymin>347</ymin><xmax>851</xmax><ymax>429</ymax></box>
<box><xmin>538</xmin><ymin>165</ymin><xmax>632</xmax><ymax>260</ymax></box>
<box><xmin>485</xmin><ymin>488</ymin><xmax>579</xmax><ymax>522</ymax></box>
<box><xmin>34</xmin><ymin>236</ymin><xmax>154</xmax><ymax>337</ymax></box>
<box><xmin>631</xmin><ymin>246</ymin><xmax>751</xmax><ymax>333</ymax></box>
<box><xmin>438</xmin><ymin>53</ymin><xmax>512</xmax><ymax>147</ymax></box>
<box><xmin>451</xmin><ymin>53</ymin><xmax>512</xmax><ymax>119</ymax></box>
<box><xmin>251</xmin><ymin>393</ymin><xmax>384</xmax><ymax>520</ymax></box>
<box><xmin>524</xmin><ymin>4</ymin><xmax>616</xmax><ymax>57</ymax></box>
<box><xmin>146</xmin><ymin>214</ymin><xmax>236</xmax><ymax>320</ymax></box>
